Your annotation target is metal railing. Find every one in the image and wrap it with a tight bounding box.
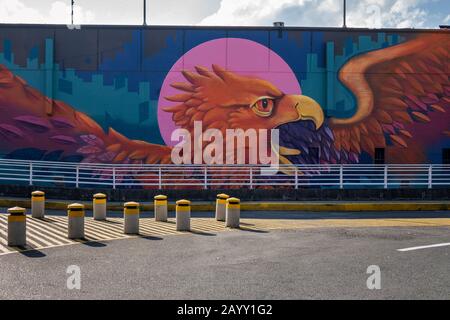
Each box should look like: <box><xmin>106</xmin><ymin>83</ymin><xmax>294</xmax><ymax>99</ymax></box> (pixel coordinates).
<box><xmin>0</xmin><ymin>159</ymin><xmax>449</xmax><ymax>189</ymax></box>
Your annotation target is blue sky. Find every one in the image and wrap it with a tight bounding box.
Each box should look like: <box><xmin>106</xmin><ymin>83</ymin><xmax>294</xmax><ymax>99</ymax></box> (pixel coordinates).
<box><xmin>0</xmin><ymin>0</ymin><xmax>448</xmax><ymax>28</ymax></box>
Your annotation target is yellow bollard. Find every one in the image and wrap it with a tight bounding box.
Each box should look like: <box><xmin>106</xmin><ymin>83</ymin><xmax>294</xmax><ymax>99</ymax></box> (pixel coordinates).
<box><xmin>154</xmin><ymin>195</ymin><xmax>168</xmax><ymax>222</ymax></box>
<box><xmin>176</xmin><ymin>200</ymin><xmax>191</xmax><ymax>231</ymax></box>
<box><xmin>215</xmin><ymin>193</ymin><xmax>229</xmax><ymax>221</ymax></box>
<box><xmin>124</xmin><ymin>202</ymin><xmax>140</xmax><ymax>234</ymax></box>
<box><xmin>225</xmin><ymin>198</ymin><xmax>240</xmax><ymax>228</ymax></box>
<box><xmin>7</xmin><ymin>207</ymin><xmax>26</xmax><ymax>246</ymax></box>
<box><xmin>93</xmin><ymin>193</ymin><xmax>107</xmax><ymax>220</ymax></box>
<box><xmin>31</xmin><ymin>191</ymin><xmax>45</xmax><ymax>218</ymax></box>
<box><xmin>67</xmin><ymin>203</ymin><xmax>85</xmax><ymax>239</ymax></box>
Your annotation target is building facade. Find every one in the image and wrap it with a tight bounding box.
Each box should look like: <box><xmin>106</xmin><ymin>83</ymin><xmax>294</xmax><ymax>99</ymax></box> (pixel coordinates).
<box><xmin>0</xmin><ymin>24</ymin><xmax>449</xmax><ymax>167</ymax></box>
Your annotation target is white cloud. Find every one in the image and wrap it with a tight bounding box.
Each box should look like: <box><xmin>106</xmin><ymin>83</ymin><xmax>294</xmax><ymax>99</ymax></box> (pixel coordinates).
<box><xmin>199</xmin><ymin>0</ymin><xmax>436</xmax><ymax>28</ymax></box>
<box><xmin>0</xmin><ymin>0</ymin><xmax>443</xmax><ymax>28</ymax></box>
<box><xmin>444</xmin><ymin>14</ymin><xmax>450</xmax><ymax>23</ymax></box>
<box><xmin>0</xmin><ymin>0</ymin><xmax>43</xmax><ymax>23</ymax></box>
<box><xmin>349</xmin><ymin>0</ymin><xmax>428</xmax><ymax>28</ymax></box>
<box><xmin>0</xmin><ymin>0</ymin><xmax>95</xmax><ymax>24</ymax></box>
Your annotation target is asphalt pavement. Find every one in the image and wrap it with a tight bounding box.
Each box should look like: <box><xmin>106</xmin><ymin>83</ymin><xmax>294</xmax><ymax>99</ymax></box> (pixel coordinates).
<box><xmin>0</xmin><ymin>215</ymin><xmax>449</xmax><ymax>299</ymax></box>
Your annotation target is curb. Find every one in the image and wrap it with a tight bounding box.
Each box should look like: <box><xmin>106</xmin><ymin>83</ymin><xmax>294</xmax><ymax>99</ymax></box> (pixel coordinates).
<box><xmin>0</xmin><ymin>198</ymin><xmax>449</xmax><ymax>212</ymax></box>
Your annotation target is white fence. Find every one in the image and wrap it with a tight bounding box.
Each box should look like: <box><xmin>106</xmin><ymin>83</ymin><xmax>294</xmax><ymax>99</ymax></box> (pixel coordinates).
<box><xmin>0</xmin><ymin>159</ymin><xmax>449</xmax><ymax>189</ymax></box>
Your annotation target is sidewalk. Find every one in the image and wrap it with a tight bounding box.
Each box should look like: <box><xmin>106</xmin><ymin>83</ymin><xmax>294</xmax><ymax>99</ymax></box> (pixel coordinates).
<box><xmin>0</xmin><ymin>197</ymin><xmax>449</xmax><ymax>212</ymax></box>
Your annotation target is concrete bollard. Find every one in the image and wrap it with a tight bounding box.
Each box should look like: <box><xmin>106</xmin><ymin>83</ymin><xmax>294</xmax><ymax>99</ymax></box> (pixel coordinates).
<box><xmin>176</xmin><ymin>200</ymin><xmax>191</xmax><ymax>231</ymax></box>
<box><xmin>68</xmin><ymin>203</ymin><xmax>85</xmax><ymax>239</ymax></box>
<box><xmin>225</xmin><ymin>198</ymin><xmax>240</xmax><ymax>228</ymax></box>
<box><xmin>215</xmin><ymin>193</ymin><xmax>229</xmax><ymax>221</ymax></box>
<box><xmin>93</xmin><ymin>193</ymin><xmax>107</xmax><ymax>221</ymax></box>
<box><xmin>31</xmin><ymin>190</ymin><xmax>45</xmax><ymax>218</ymax></box>
<box><xmin>124</xmin><ymin>202</ymin><xmax>140</xmax><ymax>234</ymax></box>
<box><xmin>154</xmin><ymin>195</ymin><xmax>168</xmax><ymax>222</ymax></box>
<box><xmin>7</xmin><ymin>207</ymin><xmax>26</xmax><ymax>247</ymax></box>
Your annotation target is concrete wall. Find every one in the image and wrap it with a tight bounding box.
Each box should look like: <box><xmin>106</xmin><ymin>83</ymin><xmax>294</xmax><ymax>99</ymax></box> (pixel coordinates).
<box><xmin>0</xmin><ymin>25</ymin><xmax>448</xmax><ymax>172</ymax></box>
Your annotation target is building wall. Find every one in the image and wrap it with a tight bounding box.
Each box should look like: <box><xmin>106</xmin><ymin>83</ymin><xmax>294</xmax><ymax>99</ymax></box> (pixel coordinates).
<box><xmin>0</xmin><ymin>25</ymin><xmax>448</xmax><ymax>165</ymax></box>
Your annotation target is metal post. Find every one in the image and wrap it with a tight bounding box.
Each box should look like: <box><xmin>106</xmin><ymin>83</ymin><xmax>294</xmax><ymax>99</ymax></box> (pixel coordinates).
<box><xmin>75</xmin><ymin>166</ymin><xmax>79</xmax><ymax>188</ymax></box>
<box><xmin>158</xmin><ymin>167</ymin><xmax>162</xmax><ymax>189</ymax></box>
<box><xmin>294</xmin><ymin>167</ymin><xmax>298</xmax><ymax>189</ymax></box>
<box><xmin>384</xmin><ymin>165</ymin><xmax>388</xmax><ymax>189</ymax></box>
<box><xmin>339</xmin><ymin>165</ymin><xmax>343</xmax><ymax>189</ymax></box>
<box><xmin>249</xmin><ymin>167</ymin><xmax>253</xmax><ymax>189</ymax></box>
<box><xmin>71</xmin><ymin>0</ymin><xmax>74</xmax><ymax>25</ymax></box>
<box><xmin>112</xmin><ymin>167</ymin><xmax>116</xmax><ymax>190</ymax></box>
<box><xmin>343</xmin><ymin>0</ymin><xmax>347</xmax><ymax>28</ymax></box>
<box><xmin>143</xmin><ymin>0</ymin><xmax>147</xmax><ymax>26</ymax></box>
<box><xmin>29</xmin><ymin>162</ymin><xmax>33</xmax><ymax>186</ymax></box>
<box><xmin>204</xmin><ymin>166</ymin><xmax>208</xmax><ymax>190</ymax></box>
<box><xmin>428</xmin><ymin>165</ymin><xmax>433</xmax><ymax>189</ymax></box>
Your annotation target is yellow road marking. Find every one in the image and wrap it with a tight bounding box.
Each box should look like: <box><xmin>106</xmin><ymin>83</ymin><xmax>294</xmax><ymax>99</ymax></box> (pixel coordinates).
<box><xmin>27</xmin><ymin>219</ymin><xmax>72</xmax><ymax>243</ymax></box>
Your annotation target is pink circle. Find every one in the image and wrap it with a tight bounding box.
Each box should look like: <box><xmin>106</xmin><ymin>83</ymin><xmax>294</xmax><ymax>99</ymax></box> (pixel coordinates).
<box><xmin>157</xmin><ymin>38</ymin><xmax>301</xmax><ymax>146</ymax></box>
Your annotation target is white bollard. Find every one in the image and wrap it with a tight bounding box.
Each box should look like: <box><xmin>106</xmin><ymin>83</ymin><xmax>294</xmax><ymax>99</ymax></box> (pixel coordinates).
<box><xmin>225</xmin><ymin>198</ymin><xmax>240</xmax><ymax>228</ymax></box>
<box><xmin>124</xmin><ymin>202</ymin><xmax>140</xmax><ymax>234</ymax></box>
<box><xmin>7</xmin><ymin>207</ymin><xmax>26</xmax><ymax>247</ymax></box>
<box><xmin>154</xmin><ymin>195</ymin><xmax>168</xmax><ymax>222</ymax></box>
<box><xmin>68</xmin><ymin>203</ymin><xmax>85</xmax><ymax>239</ymax></box>
<box><xmin>176</xmin><ymin>200</ymin><xmax>191</xmax><ymax>231</ymax></box>
<box><xmin>93</xmin><ymin>193</ymin><xmax>107</xmax><ymax>221</ymax></box>
<box><xmin>215</xmin><ymin>193</ymin><xmax>229</xmax><ymax>221</ymax></box>
<box><xmin>31</xmin><ymin>191</ymin><xmax>45</xmax><ymax>218</ymax></box>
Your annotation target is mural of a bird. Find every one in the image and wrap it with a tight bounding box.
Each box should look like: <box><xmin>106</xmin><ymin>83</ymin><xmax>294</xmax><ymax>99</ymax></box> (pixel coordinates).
<box><xmin>0</xmin><ymin>33</ymin><xmax>448</xmax><ymax>177</ymax></box>
<box><xmin>162</xmin><ymin>33</ymin><xmax>449</xmax><ymax>168</ymax></box>
<box><xmin>163</xmin><ymin>63</ymin><xmax>324</xmax><ymax>166</ymax></box>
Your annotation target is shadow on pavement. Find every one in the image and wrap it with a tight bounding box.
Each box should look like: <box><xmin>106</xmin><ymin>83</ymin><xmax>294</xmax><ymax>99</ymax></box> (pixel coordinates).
<box><xmin>190</xmin><ymin>230</ymin><xmax>216</xmax><ymax>237</ymax></box>
<box><xmin>139</xmin><ymin>235</ymin><xmax>163</xmax><ymax>241</ymax></box>
<box><xmin>237</xmin><ymin>226</ymin><xmax>269</xmax><ymax>233</ymax></box>
<box><xmin>83</xmin><ymin>241</ymin><xmax>107</xmax><ymax>248</ymax></box>
<box><xmin>19</xmin><ymin>249</ymin><xmax>46</xmax><ymax>258</ymax></box>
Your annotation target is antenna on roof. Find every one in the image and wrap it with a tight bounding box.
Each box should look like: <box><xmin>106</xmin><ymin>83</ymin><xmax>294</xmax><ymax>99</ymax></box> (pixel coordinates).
<box><xmin>143</xmin><ymin>0</ymin><xmax>147</xmax><ymax>26</ymax></box>
<box><xmin>71</xmin><ymin>0</ymin><xmax>74</xmax><ymax>25</ymax></box>
<box><xmin>343</xmin><ymin>0</ymin><xmax>347</xmax><ymax>28</ymax></box>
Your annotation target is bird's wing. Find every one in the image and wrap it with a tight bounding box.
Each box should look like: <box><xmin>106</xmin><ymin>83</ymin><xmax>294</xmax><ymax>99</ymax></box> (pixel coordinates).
<box><xmin>163</xmin><ymin>65</ymin><xmax>234</xmax><ymax>132</ymax></box>
<box><xmin>329</xmin><ymin>33</ymin><xmax>450</xmax><ymax>163</ymax></box>
<box><xmin>0</xmin><ymin>64</ymin><xmax>171</xmax><ymax>164</ymax></box>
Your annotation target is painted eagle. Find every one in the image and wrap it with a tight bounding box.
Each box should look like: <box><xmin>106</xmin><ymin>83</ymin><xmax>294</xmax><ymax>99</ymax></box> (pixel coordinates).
<box><xmin>0</xmin><ymin>33</ymin><xmax>448</xmax><ymax>174</ymax></box>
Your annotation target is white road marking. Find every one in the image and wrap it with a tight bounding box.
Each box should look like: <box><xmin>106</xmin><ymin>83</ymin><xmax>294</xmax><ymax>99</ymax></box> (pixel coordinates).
<box><xmin>398</xmin><ymin>242</ymin><xmax>450</xmax><ymax>252</ymax></box>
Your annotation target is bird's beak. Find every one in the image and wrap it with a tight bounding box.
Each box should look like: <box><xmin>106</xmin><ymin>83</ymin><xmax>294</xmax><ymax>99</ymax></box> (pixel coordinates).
<box><xmin>294</xmin><ymin>95</ymin><xmax>324</xmax><ymax>129</ymax></box>
<box><xmin>276</xmin><ymin>95</ymin><xmax>325</xmax><ymax>129</ymax></box>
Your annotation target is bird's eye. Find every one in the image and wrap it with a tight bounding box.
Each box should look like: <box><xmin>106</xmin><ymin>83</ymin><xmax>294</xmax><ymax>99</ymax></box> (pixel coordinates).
<box><xmin>251</xmin><ymin>97</ymin><xmax>274</xmax><ymax>117</ymax></box>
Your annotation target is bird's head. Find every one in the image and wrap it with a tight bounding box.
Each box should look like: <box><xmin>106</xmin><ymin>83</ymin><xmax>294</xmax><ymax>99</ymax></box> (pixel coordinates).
<box><xmin>163</xmin><ymin>64</ymin><xmax>325</xmax><ymax>166</ymax></box>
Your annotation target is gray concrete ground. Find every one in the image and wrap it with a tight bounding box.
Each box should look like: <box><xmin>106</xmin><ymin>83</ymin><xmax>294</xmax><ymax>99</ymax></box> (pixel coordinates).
<box><xmin>2</xmin><ymin>208</ymin><xmax>450</xmax><ymax>219</ymax></box>
<box><xmin>0</xmin><ymin>212</ymin><xmax>449</xmax><ymax>299</ymax></box>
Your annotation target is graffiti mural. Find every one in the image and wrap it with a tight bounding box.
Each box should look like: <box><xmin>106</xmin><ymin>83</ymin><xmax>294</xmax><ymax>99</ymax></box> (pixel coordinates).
<box><xmin>0</xmin><ymin>25</ymin><xmax>449</xmax><ymax>173</ymax></box>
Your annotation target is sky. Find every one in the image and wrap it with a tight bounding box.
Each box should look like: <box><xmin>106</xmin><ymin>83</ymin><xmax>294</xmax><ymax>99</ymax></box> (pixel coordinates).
<box><xmin>0</xmin><ymin>0</ymin><xmax>448</xmax><ymax>28</ymax></box>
